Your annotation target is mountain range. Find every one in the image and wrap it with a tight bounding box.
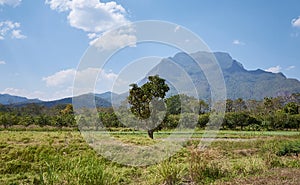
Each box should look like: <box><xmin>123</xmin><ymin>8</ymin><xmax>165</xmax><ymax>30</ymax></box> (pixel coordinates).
<box><xmin>147</xmin><ymin>51</ymin><xmax>300</xmax><ymax>100</ymax></box>
<box><xmin>1</xmin><ymin>51</ymin><xmax>300</xmax><ymax>107</ymax></box>
<box><xmin>0</xmin><ymin>94</ymin><xmax>41</xmax><ymax>105</ymax></box>
<box><xmin>0</xmin><ymin>93</ymin><xmax>112</xmax><ymax>108</ymax></box>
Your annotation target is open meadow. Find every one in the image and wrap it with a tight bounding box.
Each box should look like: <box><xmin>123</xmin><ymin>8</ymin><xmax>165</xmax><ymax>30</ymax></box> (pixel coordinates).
<box><xmin>1</xmin><ymin>130</ymin><xmax>299</xmax><ymax>185</ymax></box>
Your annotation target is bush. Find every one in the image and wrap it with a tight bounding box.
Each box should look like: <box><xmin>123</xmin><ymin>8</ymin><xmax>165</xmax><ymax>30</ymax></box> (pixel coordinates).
<box><xmin>162</xmin><ymin>114</ymin><xmax>180</xmax><ymax>129</ymax></box>
<box><xmin>179</xmin><ymin>113</ymin><xmax>198</xmax><ymax>129</ymax></box>
<box><xmin>197</xmin><ymin>113</ymin><xmax>209</xmax><ymax>128</ymax></box>
<box><xmin>277</xmin><ymin>140</ymin><xmax>300</xmax><ymax>156</ymax></box>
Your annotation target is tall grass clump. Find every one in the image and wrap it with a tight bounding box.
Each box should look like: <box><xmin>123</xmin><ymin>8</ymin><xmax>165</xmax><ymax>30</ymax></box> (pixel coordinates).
<box><xmin>36</xmin><ymin>154</ymin><xmax>117</xmax><ymax>185</ymax></box>
<box><xmin>188</xmin><ymin>147</ymin><xmax>228</xmax><ymax>183</ymax></box>
<box><xmin>149</xmin><ymin>159</ymin><xmax>186</xmax><ymax>185</ymax></box>
<box><xmin>231</xmin><ymin>156</ymin><xmax>266</xmax><ymax>176</ymax></box>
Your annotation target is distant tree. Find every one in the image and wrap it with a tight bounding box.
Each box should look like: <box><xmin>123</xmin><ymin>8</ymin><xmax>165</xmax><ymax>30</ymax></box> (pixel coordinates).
<box><xmin>59</xmin><ymin>104</ymin><xmax>76</xmax><ymax>127</ymax></box>
<box><xmin>128</xmin><ymin>75</ymin><xmax>169</xmax><ymax>139</ymax></box>
<box><xmin>197</xmin><ymin>113</ymin><xmax>209</xmax><ymax>128</ymax></box>
<box><xmin>224</xmin><ymin>112</ymin><xmax>249</xmax><ymax>130</ymax></box>
<box><xmin>165</xmin><ymin>95</ymin><xmax>181</xmax><ymax>115</ymax></box>
<box><xmin>233</xmin><ymin>98</ymin><xmax>247</xmax><ymax>112</ymax></box>
<box><xmin>263</xmin><ymin>97</ymin><xmax>282</xmax><ymax>114</ymax></box>
<box><xmin>284</xmin><ymin>102</ymin><xmax>299</xmax><ymax>115</ymax></box>
<box><xmin>165</xmin><ymin>94</ymin><xmax>203</xmax><ymax>115</ymax></box>
<box><xmin>226</xmin><ymin>99</ymin><xmax>234</xmax><ymax>112</ymax></box>
<box><xmin>245</xmin><ymin>99</ymin><xmax>261</xmax><ymax>114</ymax></box>
<box><xmin>0</xmin><ymin>113</ymin><xmax>9</xmax><ymax>129</ymax></box>
<box><xmin>36</xmin><ymin>115</ymin><xmax>51</xmax><ymax>127</ymax></box>
<box><xmin>198</xmin><ymin>99</ymin><xmax>209</xmax><ymax>114</ymax></box>
<box><xmin>20</xmin><ymin>103</ymin><xmax>45</xmax><ymax>116</ymax></box>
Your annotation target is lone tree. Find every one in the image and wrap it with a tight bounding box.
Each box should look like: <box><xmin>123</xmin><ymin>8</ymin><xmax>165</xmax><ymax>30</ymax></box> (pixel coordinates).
<box><xmin>128</xmin><ymin>75</ymin><xmax>169</xmax><ymax>139</ymax></box>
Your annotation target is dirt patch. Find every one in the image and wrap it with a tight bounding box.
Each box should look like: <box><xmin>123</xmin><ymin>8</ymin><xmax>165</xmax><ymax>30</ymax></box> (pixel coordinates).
<box><xmin>218</xmin><ymin>168</ymin><xmax>300</xmax><ymax>185</ymax></box>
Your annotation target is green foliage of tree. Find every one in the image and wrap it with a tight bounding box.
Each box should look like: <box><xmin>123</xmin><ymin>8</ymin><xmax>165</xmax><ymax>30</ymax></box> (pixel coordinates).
<box><xmin>162</xmin><ymin>114</ymin><xmax>180</xmax><ymax>129</ymax></box>
<box><xmin>284</xmin><ymin>102</ymin><xmax>299</xmax><ymax>115</ymax></box>
<box><xmin>128</xmin><ymin>75</ymin><xmax>169</xmax><ymax>139</ymax></box>
<box><xmin>197</xmin><ymin>113</ymin><xmax>209</xmax><ymax>128</ymax></box>
<box><xmin>223</xmin><ymin>112</ymin><xmax>250</xmax><ymax>130</ymax></box>
<box><xmin>165</xmin><ymin>95</ymin><xmax>181</xmax><ymax>115</ymax></box>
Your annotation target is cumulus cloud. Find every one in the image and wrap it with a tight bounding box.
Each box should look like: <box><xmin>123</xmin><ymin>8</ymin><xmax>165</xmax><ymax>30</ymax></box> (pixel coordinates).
<box><xmin>45</xmin><ymin>0</ymin><xmax>70</xmax><ymax>12</ymax></box>
<box><xmin>43</xmin><ymin>68</ymin><xmax>76</xmax><ymax>87</ymax></box>
<box><xmin>11</xmin><ymin>29</ymin><xmax>26</xmax><ymax>39</ymax></box>
<box><xmin>232</xmin><ymin>39</ymin><xmax>245</xmax><ymax>46</ymax></box>
<box><xmin>43</xmin><ymin>68</ymin><xmax>118</xmax><ymax>94</ymax></box>
<box><xmin>45</xmin><ymin>0</ymin><xmax>129</xmax><ymax>32</ymax></box>
<box><xmin>265</xmin><ymin>65</ymin><xmax>281</xmax><ymax>73</ymax></box>
<box><xmin>0</xmin><ymin>60</ymin><xmax>6</xmax><ymax>65</ymax></box>
<box><xmin>0</xmin><ymin>20</ymin><xmax>26</xmax><ymax>40</ymax></box>
<box><xmin>292</xmin><ymin>16</ymin><xmax>300</xmax><ymax>28</ymax></box>
<box><xmin>45</xmin><ymin>0</ymin><xmax>134</xmax><ymax>49</ymax></box>
<box><xmin>90</xmin><ymin>26</ymin><xmax>136</xmax><ymax>50</ymax></box>
<box><xmin>0</xmin><ymin>0</ymin><xmax>21</xmax><ymax>7</ymax></box>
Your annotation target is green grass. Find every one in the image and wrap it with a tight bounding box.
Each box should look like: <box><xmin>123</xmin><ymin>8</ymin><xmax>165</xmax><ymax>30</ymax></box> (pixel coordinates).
<box><xmin>0</xmin><ymin>130</ymin><xmax>299</xmax><ymax>184</ymax></box>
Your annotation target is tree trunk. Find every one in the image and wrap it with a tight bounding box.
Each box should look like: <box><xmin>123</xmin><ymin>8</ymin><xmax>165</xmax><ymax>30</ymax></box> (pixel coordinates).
<box><xmin>147</xmin><ymin>129</ymin><xmax>154</xmax><ymax>139</ymax></box>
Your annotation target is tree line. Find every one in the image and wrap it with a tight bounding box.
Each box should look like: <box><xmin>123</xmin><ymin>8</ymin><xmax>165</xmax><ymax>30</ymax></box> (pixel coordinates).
<box><xmin>0</xmin><ymin>93</ymin><xmax>299</xmax><ymax>131</ymax></box>
<box><xmin>1</xmin><ymin>75</ymin><xmax>300</xmax><ymax>132</ymax></box>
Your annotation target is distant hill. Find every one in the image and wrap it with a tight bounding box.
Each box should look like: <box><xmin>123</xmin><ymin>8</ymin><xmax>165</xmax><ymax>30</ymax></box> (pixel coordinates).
<box><xmin>36</xmin><ymin>93</ymin><xmax>112</xmax><ymax>108</ymax></box>
<box><xmin>1</xmin><ymin>93</ymin><xmax>112</xmax><ymax>108</ymax></box>
<box><xmin>0</xmin><ymin>94</ymin><xmax>41</xmax><ymax>105</ymax></box>
<box><xmin>147</xmin><ymin>51</ymin><xmax>300</xmax><ymax>100</ymax></box>
<box><xmin>95</xmin><ymin>91</ymin><xmax>119</xmax><ymax>103</ymax></box>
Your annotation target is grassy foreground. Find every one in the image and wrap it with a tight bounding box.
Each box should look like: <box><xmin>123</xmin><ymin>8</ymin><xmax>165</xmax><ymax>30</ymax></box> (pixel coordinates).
<box><xmin>0</xmin><ymin>130</ymin><xmax>299</xmax><ymax>184</ymax></box>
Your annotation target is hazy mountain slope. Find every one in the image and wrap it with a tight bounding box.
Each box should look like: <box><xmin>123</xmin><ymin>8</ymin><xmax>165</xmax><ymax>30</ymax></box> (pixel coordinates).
<box><xmin>0</xmin><ymin>94</ymin><xmax>41</xmax><ymax>105</ymax></box>
<box><xmin>147</xmin><ymin>51</ymin><xmax>300</xmax><ymax>100</ymax></box>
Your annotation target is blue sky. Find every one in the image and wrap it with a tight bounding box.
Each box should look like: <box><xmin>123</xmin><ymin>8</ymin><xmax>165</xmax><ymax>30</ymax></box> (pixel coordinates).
<box><xmin>0</xmin><ymin>0</ymin><xmax>300</xmax><ymax>100</ymax></box>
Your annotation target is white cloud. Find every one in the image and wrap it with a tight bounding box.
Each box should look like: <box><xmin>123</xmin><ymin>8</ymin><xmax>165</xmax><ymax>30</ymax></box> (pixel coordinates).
<box><xmin>232</xmin><ymin>39</ymin><xmax>245</xmax><ymax>45</ymax></box>
<box><xmin>90</xmin><ymin>26</ymin><xmax>136</xmax><ymax>50</ymax></box>
<box><xmin>46</xmin><ymin>0</ymin><xmax>129</xmax><ymax>32</ymax></box>
<box><xmin>0</xmin><ymin>60</ymin><xmax>5</xmax><ymax>65</ymax></box>
<box><xmin>43</xmin><ymin>68</ymin><xmax>118</xmax><ymax>95</ymax></box>
<box><xmin>87</xmin><ymin>32</ymin><xmax>98</xmax><ymax>39</ymax></box>
<box><xmin>11</xmin><ymin>29</ymin><xmax>26</xmax><ymax>39</ymax></box>
<box><xmin>286</xmin><ymin>65</ymin><xmax>296</xmax><ymax>71</ymax></box>
<box><xmin>45</xmin><ymin>0</ymin><xmax>133</xmax><ymax>49</ymax></box>
<box><xmin>0</xmin><ymin>0</ymin><xmax>21</xmax><ymax>7</ymax></box>
<box><xmin>0</xmin><ymin>20</ymin><xmax>26</xmax><ymax>40</ymax></box>
<box><xmin>45</xmin><ymin>0</ymin><xmax>71</xmax><ymax>12</ymax></box>
<box><xmin>265</xmin><ymin>65</ymin><xmax>281</xmax><ymax>73</ymax></box>
<box><xmin>43</xmin><ymin>68</ymin><xmax>76</xmax><ymax>87</ymax></box>
<box><xmin>292</xmin><ymin>16</ymin><xmax>300</xmax><ymax>28</ymax></box>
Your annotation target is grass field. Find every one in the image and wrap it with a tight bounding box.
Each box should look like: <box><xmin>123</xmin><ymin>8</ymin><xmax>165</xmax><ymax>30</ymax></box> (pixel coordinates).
<box><xmin>0</xmin><ymin>130</ymin><xmax>299</xmax><ymax>184</ymax></box>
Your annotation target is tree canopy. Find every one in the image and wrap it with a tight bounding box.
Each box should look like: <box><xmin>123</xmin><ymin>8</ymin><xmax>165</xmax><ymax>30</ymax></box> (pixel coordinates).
<box><xmin>128</xmin><ymin>75</ymin><xmax>169</xmax><ymax>139</ymax></box>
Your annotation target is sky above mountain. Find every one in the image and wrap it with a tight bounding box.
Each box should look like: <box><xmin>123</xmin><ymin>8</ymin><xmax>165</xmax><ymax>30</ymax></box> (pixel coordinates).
<box><xmin>0</xmin><ymin>0</ymin><xmax>300</xmax><ymax>100</ymax></box>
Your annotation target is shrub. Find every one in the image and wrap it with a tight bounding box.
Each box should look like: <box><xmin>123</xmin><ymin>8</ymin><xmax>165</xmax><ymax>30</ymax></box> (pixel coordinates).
<box><xmin>277</xmin><ymin>140</ymin><xmax>300</xmax><ymax>156</ymax></box>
